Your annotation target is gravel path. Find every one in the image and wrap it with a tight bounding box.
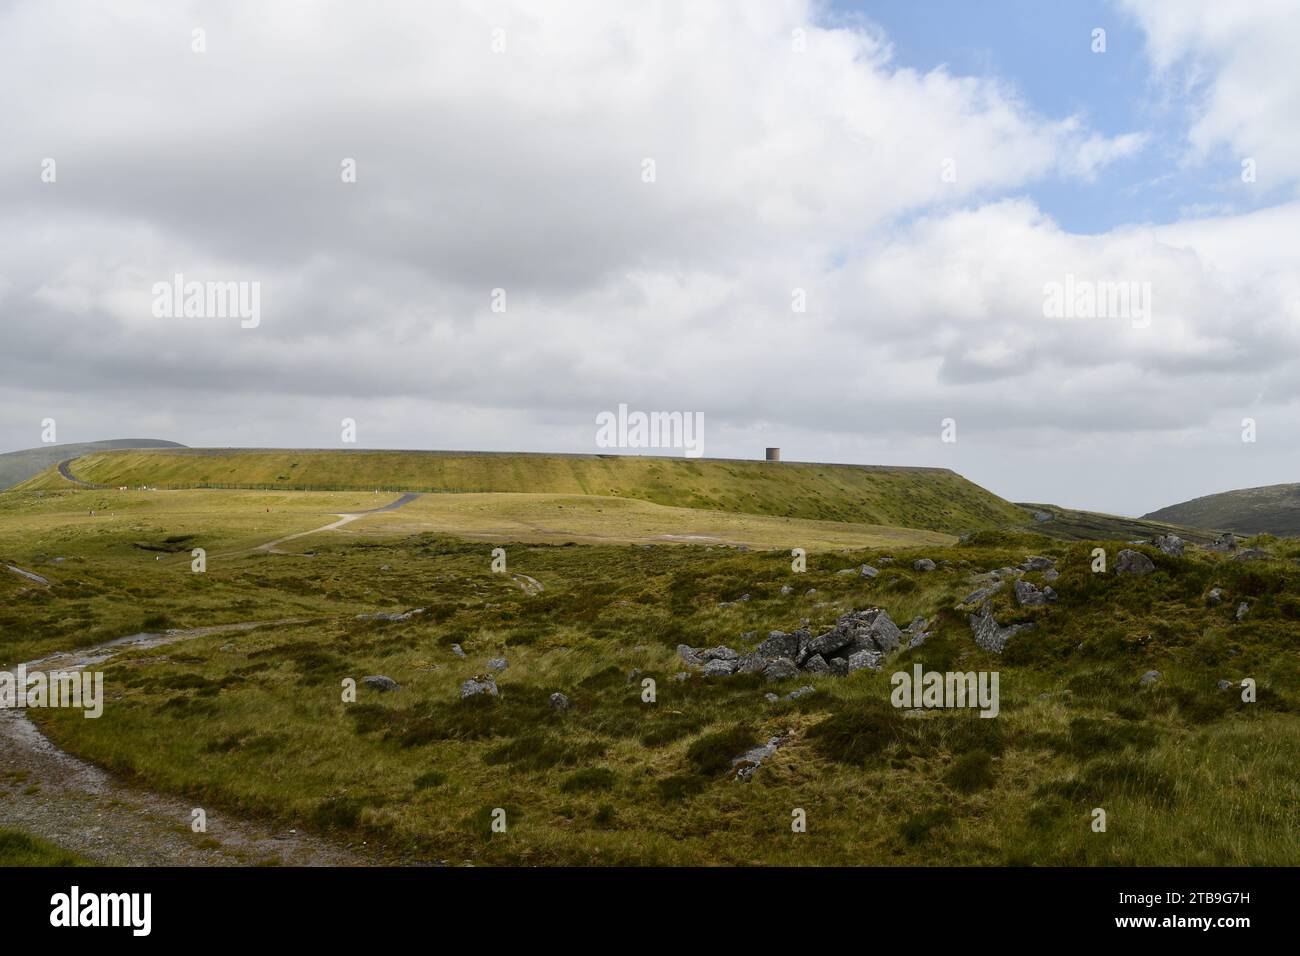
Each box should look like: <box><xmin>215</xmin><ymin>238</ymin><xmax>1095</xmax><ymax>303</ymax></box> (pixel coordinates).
<box><xmin>0</xmin><ymin>620</ymin><xmax>376</xmax><ymax>866</ymax></box>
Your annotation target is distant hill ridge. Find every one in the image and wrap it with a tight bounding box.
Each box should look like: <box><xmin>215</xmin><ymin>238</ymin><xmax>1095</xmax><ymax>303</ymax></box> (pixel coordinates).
<box><xmin>0</xmin><ymin>439</ymin><xmax>184</xmax><ymax>490</ymax></box>
<box><xmin>22</xmin><ymin>447</ymin><xmax>1029</xmax><ymax>535</ymax></box>
<box><xmin>1144</xmin><ymin>483</ymin><xmax>1300</xmax><ymax>537</ymax></box>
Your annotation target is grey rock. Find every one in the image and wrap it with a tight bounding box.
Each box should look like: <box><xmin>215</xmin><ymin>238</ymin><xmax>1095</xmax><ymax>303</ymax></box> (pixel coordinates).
<box><xmin>846</xmin><ymin>649</ymin><xmax>883</xmax><ymax>673</ymax></box>
<box><xmin>1021</xmin><ymin>556</ymin><xmax>1055</xmax><ymax>572</ymax></box>
<box><xmin>1207</xmin><ymin>587</ymin><xmax>1224</xmax><ymax>606</ymax></box>
<box><xmin>487</xmin><ymin>657</ymin><xmax>508</xmax><ymax>672</ymax></box>
<box><xmin>836</xmin><ymin>568</ymin><xmax>858</xmax><ymax>576</ymax></box>
<box><xmin>677</xmin><ymin>644</ymin><xmax>702</xmax><ymax>666</ymax></box>
<box><xmin>754</xmin><ymin>631</ymin><xmax>801</xmax><ymax>660</ymax></box>
<box><xmin>906</xmin><ymin>616</ymin><xmax>927</xmax><ymax>633</ymax></box>
<box><xmin>734</xmin><ymin>653</ymin><xmax>768</xmax><ymax>675</ymax></box>
<box><xmin>764</xmin><ymin>692</ymin><xmax>780</xmax><ymax>703</ymax></box>
<box><xmin>451</xmin><ymin>643</ymin><xmax>467</xmax><ymax>658</ymax></box>
<box><xmin>913</xmin><ymin>558</ymin><xmax>937</xmax><ymax>572</ymax></box>
<box><xmin>626</xmin><ymin>668</ymin><xmax>642</xmax><ymax>683</ymax></box>
<box><xmin>1216</xmin><ymin>679</ymin><xmax>1233</xmax><ymax>691</ymax></box>
<box><xmin>671</xmin><ymin>672</ymin><xmax>689</xmax><ymax>682</ymax></box>
<box><xmin>697</xmin><ymin>646</ymin><xmax>739</xmax><ymax>662</ymax></box>
<box><xmin>779</xmin><ymin>584</ymin><xmax>794</xmax><ymax>595</ymax></box>
<box><xmin>362</xmin><ymin>675</ymin><xmax>400</xmax><ymax>692</ymax></box>
<box><xmin>459</xmin><ymin>675</ymin><xmax>498</xmax><ymax>699</ymax></box>
<box><xmin>860</xmin><ymin>564</ymin><xmax>879</xmax><ymax>578</ymax></box>
<box><xmin>1116</xmin><ymin>549</ymin><xmax>1155</xmax><ymax>576</ymax></box>
<box><xmin>1232</xmin><ymin>548</ymin><xmax>1269</xmax><ymax>562</ymax></box>
<box><xmin>1235</xmin><ymin>601</ymin><xmax>1250</xmax><ymax>621</ymax></box>
<box><xmin>907</xmin><ymin>630</ymin><xmax>932</xmax><ymax>650</ymax></box>
<box><xmin>807</xmin><ymin>629</ymin><xmax>853</xmax><ymax>658</ymax></box>
<box><xmin>549</xmin><ymin>692</ymin><xmax>571</xmax><ymax>710</ymax></box>
<box><xmin>1014</xmin><ymin>580</ymin><xmax>1057</xmax><ymax>607</ymax></box>
<box><xmin>961</xmin><ymin>582</ymin><xmax>1004</xmax><ymax>607</ymax></box>
<box><xmin>803</xmin><ymin>653</ymin><xmax>830</xmax><ymax>674</ymax></box>
<box><xmin>1210</xmin><ymin>532</ymin><xmax>1238</xmax><ymax>552</ymax></box>
<box><xmin>1152</xmin><ymin>534</ymin><xmax>1185</xmax><ymax>557</ymax></box>
<box><xmin>1139</xmin><ymin>670</ymin><xmax>1162</xmax><ymax>686</ymax></box>
<box><xmin>733</xmin><ymin>734</ymin><xmax>788</xmax><ymax>782</ymax></box>
<box><xmin>703</xmin><ymin>658</ymin><xmax>740</xmax><ymax>677</ymax></box>
<box><xmin>1032</xmin><ymin>510</ymin><xmax>1052</xmax><ymax>522</ymax></box>
<box><xmin>828</xmin><ymin>656</ymin><xmax>849</xmax><ymax>677</ymax></box>
<box><xmin>1043</xmin><ymin>569</ymin><xmax>1060</xmax><ymax>582</ymax></box>
<box><xmin>786</xmin><ymin>685</ymin><xmax>816</xmax><ymax>700</ymax></box>
<box><xmin>969</xmin><ymin>607</ymin><xmax>1033</xmax><ymax>654</ymax></box>
<box><xmin>762</xmin><ymin>657</ymin><xmax>800</xmax><ymax>682</ymax></box>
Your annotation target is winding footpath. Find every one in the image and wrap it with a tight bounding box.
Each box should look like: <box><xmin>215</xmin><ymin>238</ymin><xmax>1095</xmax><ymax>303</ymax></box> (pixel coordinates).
<box><xmin>0</xmin><ymin>492</ymin><xmax>428</xmax><ymax>866</ymax></box>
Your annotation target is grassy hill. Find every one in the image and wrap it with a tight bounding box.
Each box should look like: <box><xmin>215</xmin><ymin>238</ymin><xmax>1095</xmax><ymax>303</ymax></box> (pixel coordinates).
<box><xmin>1018</xmin><ymin>502</ymin><xmax>1220</xmax><ymax>544</ymax></box>
<box><xmin>1144</xmin><ymin>484</ymin><xmax>1300</xmax><ymax>537</ymax></box>
<box><xmin>26</xmin><ymin>448</ymin><xmax>1029</xmax><ymax>535</ymax></box>
<box><xmin>0</xmin><ymin>439</ymin><xmax>183</xmax><ymax>490</ymax></box>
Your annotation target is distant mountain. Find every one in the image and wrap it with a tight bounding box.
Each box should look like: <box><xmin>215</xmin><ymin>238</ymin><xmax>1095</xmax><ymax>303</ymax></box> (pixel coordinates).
<box><xmin>1143</xmin><ymin>483</ymin><xmax>1300</xmax><ymax>537</ymax></box>
<box><xmin>0</xmin><ymin>439</ymin><xmax>185</xmax><ymax>490</ymax></box>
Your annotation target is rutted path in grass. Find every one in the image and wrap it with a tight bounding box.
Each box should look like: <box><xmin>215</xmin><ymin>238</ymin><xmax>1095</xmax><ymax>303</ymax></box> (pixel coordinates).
<box><xmin>227</xmin><ymin>491</ymin><xmax>424</xmax><ymax>556</ymax></box>
<box><xmin>0</xmin><ymin>620</ymin><xmax>375</xmax><ymax>866</ymax></box>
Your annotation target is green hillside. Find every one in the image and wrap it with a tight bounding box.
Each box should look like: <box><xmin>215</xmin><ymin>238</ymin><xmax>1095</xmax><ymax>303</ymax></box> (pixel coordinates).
<box><xmin>1144</xmin><ymin>484</ymin><xmax>1300</xmax><ymax>537</ymax></box>
<box><xmin>1018</xmin><ymin>502</ymin><xmax>1220</xmax><ymax>544</ymax></box>
<box><xmin>28</xmin><ymin>448</ymin><xmax>1028</xmax><ymax>535</ymax></box>
<box><xmin>0</xmin><ymin>439</ymin><xmax>183</xmax><ymax>489</ymax></box>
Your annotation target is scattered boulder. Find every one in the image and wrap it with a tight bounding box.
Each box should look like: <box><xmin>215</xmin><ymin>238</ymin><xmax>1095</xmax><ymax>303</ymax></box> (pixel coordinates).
<box><xmin>1216</xmin><ymin>679</ymin><xmax>1233</xmax><ymax>692</ymax></box>
<box><xmin>487</xmin><ymin>657</ymin><xmax>508</xmax><ymax>672</ymax></box>
<box><xmin>913</xmin><ymin>558</ymin><xmax>937</xmax><ymax>572</ymax></box>
<box><xmin>860</xmin><ymin>564</ymin><xmax>879</xmax><ymax>578</ymax></box>
<box><xmin>1021</xmin><ymin>556</ymin><xmax>1055</xmax><ymax>572</ymax></box>
<box><xmin>1043</xmin><ymin>569</ymin><xmax>1060</xmax><ymax>582</ymax></box>
<box><xmin>1210</xmin><ymin>533</ymin><xmax>1238</xmax><ymax>552</ymax></box>
<box><xmin>1116</xmin><ymin>549</ymin><xmax>1155</xmax><ymax>576</ymax></box>
<box><xmin>1032</xmin><ymin>510</ymin><xmax>1052</xmax><ymax>523</ymax></box>
<box><xmin>1232</xmin><ymin>548</ymin><xmax>1269</xmax><ymax>562</ymax></box>
<box><xmin>549</xmin><ymin>692</ymin><xmax>571</xmax><ymax>710</ymax></box>
<box><xmin>846</xmin><ymin>649</ymin><xmax>882</xmax><ymax>673</ymax></box>
<box><xmin>779</xmin><ymin>584</ymin><xmax>794</xmax><ymax>595</ymax></box>
<box><xmin>1139</xmin><ymin>670</ymin><xmax>1162</xmax><ymax>686</ymax></box>
<box><xmin>961</xmin><ymin>582</ymin><xmax>1004</xmax><ymax>607</ymax></box>
<box><xmin>763</xmin><ymin>692</ymin><xmax>780</xmax><ymax>703</ymax></box>
<box><xmin>803</xmin><ymin>653</ymin><xmax>829</xmax><ymax>674</ymax></box>
<box><xmin>703</xmin><ymin>658</ymin><xmax>740</xmax><ymax>677</ymax></box>
<box><xmin>460</xmin><ymin>675</ymin><xmax>498</xmax><ymax>699</ymax></box>
<box><xmin>786</xmin><ymin>685</ymin><xmax>816</xmax><ymax>700</ymax></box>
<box><xmin>1206</xmin><ymin>587</ymin><xmax>1224</xmax><ymax>606</ymax></box>
<box><xmin>754</xmin><ymin>631</ymin><xmax>801</xmax><ymax>660</ymax></box>
<box><xmin>1235</xmin><ymin>601</ymin><xmax>1250</xmax><ymax>622</ymax></box>
<box><xmin>1152</xmin><ymin>534</ymin><xmax>1184</xmax><ymax>557</ymax></box>
<box><xmin>362</xmin><ymin>675</ymin><xmax>400</xmax><ymax>692</ymax></box>
<box><xmin>733</xmin><ymin>734</ymin><xmax>789</xmax><ymax>782</ymax></box>
<box><xmin>451</xmin><ymin>643</ymin><xmax>467</xmax><ymax>658</ymax></box>
<box><xmin>761</xmin><ymin>658</ymin><xmax>800</xmax><ymax>682</ymax></box>
<box><xmin>1013</xmin><ymin>579</ymin><xmax>1058</xmax><ymax>607</ymax></box>
<box><xmin>969</xmin><ymin>607</ymin><xmax>1034</xmax><ymax>654</ymax></box>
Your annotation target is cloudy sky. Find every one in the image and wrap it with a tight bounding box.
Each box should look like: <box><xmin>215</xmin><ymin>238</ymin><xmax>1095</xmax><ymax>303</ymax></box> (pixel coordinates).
<box><xmin>2</xmin><ymin>0</ymin><xmax>1298</xmax><ymax>516</ymax></box>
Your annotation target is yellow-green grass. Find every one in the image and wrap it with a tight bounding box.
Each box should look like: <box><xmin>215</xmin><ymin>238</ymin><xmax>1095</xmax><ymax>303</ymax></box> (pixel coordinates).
<box><xmin>308</xmin><ymin>491</ymin><xmax>953</xmax><ymax>551</ymax></box>
<box><xmin>0</xmin><ymin>828</ymin><xmax>95</xmax><ymax>866</ymax></box>
<box><xmin>22</xmin><ymin>514</ymin><xmax>1300</xmax><ymax>866</ymax></box>
<box><xmin>22</xmin><ymin>448</ymin><xmax>1029</xmax><ymax>535</ymax></box>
